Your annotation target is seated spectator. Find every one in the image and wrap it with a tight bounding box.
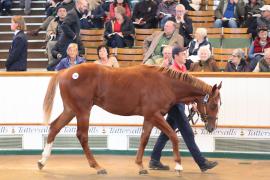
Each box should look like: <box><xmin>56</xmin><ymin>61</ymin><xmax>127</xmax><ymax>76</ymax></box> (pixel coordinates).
<box><xmin>248</xmin><ymin>26</ymin><xmax>270</xmax><ymax>70</ymax></box>
<box><xmin>104</xmin><ymin>6</ymin><xmax>135</xmax><ymax>48</ymax></box>
<box><xmin>253</xmin><ymin>47</ymin><xmax>270</xmax><ymax>72</ymax></box>
<box><xmin>132</xmin><ymin>0</ymin><xmax>158</xmax><ymax>29</ymax></box>
<box><xmin>143</xmin><ymin>20</ymin><xmax>184</xmax><ymax>65</ymax></box>
<box><xmin>80</xmin><ymin>1</ymin><xmax>105</xmax><ymax>29</ymax></box>
<box><xmin>156</xmin><ymin>0</ymin><xmax>177</xmax><ymax>29</ymax></box>
<box><xmin>243</xmin><ymin>0</ymin><xmax>264</xmax><ymax>38</ymax></box>
<box><xmin>179</xmin><ymin>0</ymin><xmax>196</xmax><ymax>11</ymax></box>
<box><xmin>225</xmin><ymin>49</ymin><xmax>251</xmax><ymax>72</ymax></box>
<box><xmin>189</xmin><ymin>46</ymin><xmax>219</xmax><ymax>72</ymax></box>
<box><xmin>174</xmin><ymin>4</ymin><xmax>193</xmax><ymax>47</ymax></box>
<box><xmin>248</xmin><ymin>5</ymin><xmax>270</xmax><ymax>37</ymax></box>
<box><xmin>159</xmin><ymin>45</ymin><xmax>173</xmax><ymax>67</ymax></box>
<box><xmin>170</xmin><ymin>46</ymin><xmax>187</xmax><ymax>72</ymax></box>
<box><xmin>0</xmin><ymin>0</ymin><xmax>12</xmax><ymax>15</ymax></box>
<box><xmin>29</xmin><ymin>0</ymin><xmax>75</xmax><ymax>36</ymax></box>
<box><xmin>187</xmin><ymin>28</ymin><xmax>211</xmax><ymax>68</ymax></box>
<box><xmin>94</xmin><ymin>45</ymin><xmax>119</xmax><ymax>67</ymax></box>
<box><xmin>214</xmin><ymin>0</ymin><xmax>245</xmax><ymax>28</ymax></box>
<box><xmin>46</xmin><ymin>5</ymin><xmax>67</xmax><ymax>65</ymax></box>
<box><xmin>55</xmin><ymin>43</ymin><xmax>85</xmax><ymax>71</ymax></box>
<box><xmin>45</xmin><ymin>0</ymin><xmax>63</xmax><ymax>17</ymax></box>
<box><xmin>5</xmin><ymin>16</ymin><xmax>28</xmax><ymax>71</ymax></box>
<box><xmin>107</xmin><ymin>0</ymin><xmax>131</xmax><ymax>20</ymax></box>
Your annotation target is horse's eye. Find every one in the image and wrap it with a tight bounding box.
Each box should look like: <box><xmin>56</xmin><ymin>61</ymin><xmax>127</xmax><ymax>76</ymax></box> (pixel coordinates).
<box><xmin>210</xmin><ymin>104</ymin><xmax>217</xmax><ymax>110</ymax></box>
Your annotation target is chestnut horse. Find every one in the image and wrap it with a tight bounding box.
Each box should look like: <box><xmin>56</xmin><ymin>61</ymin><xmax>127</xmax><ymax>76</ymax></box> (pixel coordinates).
<box><xmin>38</xmin><ymin>64</ymin><xmax>222</xmax><ymax>175</ymax></box>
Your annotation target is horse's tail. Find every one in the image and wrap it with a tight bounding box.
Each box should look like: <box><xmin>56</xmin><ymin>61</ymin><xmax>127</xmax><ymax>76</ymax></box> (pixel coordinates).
<box><xmin>43</xmin><ymin>73</ymin><xmax>60</xmax><ymax>125</ymax></box>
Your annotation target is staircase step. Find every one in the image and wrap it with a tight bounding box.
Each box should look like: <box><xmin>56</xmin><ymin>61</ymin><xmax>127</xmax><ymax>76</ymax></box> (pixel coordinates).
<box><xmin>0</xmin><ymin>31</ymin><xmax>46</xmax><ymax>40</ymax></box>
<box><xmin>12</xmin><ymin>1</ymin><xmax>47</xmax><ymax>8</ymax></box>
<box><xmin>0</xmin><ymin>40</ymin><xmax>46</xmax><ymax>49</ymax></box>
<box><xmin>0</xmin><ymin>16</ymin><xmax>46</xmax><ymax>23</ymax></box>
<box><xmin>0</xmin><ymin>60</ymin><xmax>48</xmax><ymax>69</ymax></box>
<box><xmin>11</xmin><ymin>8</ymin><xmax>45</xmax><ymax>15</ymax></box>
<box><xmin>0</xmin><ymin>49</ymin><xmax>47</xmax><ymax>59</ymax></box>
<box><xmin>0</xmin><ymin>23</ymin><xmax>42</xmax><ymax>31</ymax></box>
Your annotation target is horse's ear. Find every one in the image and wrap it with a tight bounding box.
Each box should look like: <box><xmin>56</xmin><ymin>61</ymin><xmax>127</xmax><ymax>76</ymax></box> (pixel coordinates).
<box><xmin>218</xmin><ymin>81</ymin><xmax>222</xmax><ymax>89</ymax></box>
<box><xmin>212</xmin><ymin>84</ymin><xmax>217</xmax><ymax>94</ymax></box>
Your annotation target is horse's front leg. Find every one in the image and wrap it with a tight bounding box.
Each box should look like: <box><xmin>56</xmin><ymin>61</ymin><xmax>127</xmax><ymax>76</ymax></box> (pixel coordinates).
<box><xmin>152</xmin><ymin>114</ymin><xmax>183</xmax><ymax>173</ymax></box>
<box><xmin>38</xmin><ymin>110</ymin><xmax>74</xmax><ymax>170</ymax></box>
<box><xmin>135</xmin><ymin>119</ymin><xmax>154</xmax><ymax>175</ymax></box>
<box><xmin>76</xmin><ymin>112</ymin><xmax>107</xmax><ymax>175</ymax></box>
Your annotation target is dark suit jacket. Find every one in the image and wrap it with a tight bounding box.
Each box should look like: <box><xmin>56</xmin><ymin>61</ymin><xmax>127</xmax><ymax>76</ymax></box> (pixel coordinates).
<box><xmin>5</xmin><ymin>31</ymin><xmax>28</xmax><ymax>71</ymax></box>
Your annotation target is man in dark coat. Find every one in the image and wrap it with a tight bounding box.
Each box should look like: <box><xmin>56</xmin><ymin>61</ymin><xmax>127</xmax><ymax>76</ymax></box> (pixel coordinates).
<box><xmin>6</xmin><ymin>16</ymin><xmax>28</xmax><ymax>71</ymax></box>
<box><xmin>49</xmin><ymin>0</ymin><xmax>87</xmax><ymax>69</ymax></box>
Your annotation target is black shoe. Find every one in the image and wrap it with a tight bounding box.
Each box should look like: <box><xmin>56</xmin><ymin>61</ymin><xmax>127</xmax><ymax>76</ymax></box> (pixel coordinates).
<box><xmin>200</xmin><ymin>160</ymin><xmax>218</xmax><ymax>172</ymax></box>
<box><xmin>149</xmin><ymin>159</ymin><xmax>170</xmax><ymax>170</ymax></box>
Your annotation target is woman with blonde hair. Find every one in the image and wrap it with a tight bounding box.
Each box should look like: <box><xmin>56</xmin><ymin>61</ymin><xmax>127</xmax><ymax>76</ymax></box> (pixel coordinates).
<box><xmin>5</xmin><ymin>16</ymin><xmax>28</xmax><ymax>71</ymax></box>
<box><xmin>55</xmin><ymin>43</ymin><xmax>86</xmax><ymax>71</ymax></box>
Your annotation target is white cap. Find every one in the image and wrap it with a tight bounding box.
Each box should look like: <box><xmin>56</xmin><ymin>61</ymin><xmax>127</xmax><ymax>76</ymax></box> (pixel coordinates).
<box><xmin>260</xmin><ymin>5</ymin><xmax>270</xmax><ymax>11</ymax></box>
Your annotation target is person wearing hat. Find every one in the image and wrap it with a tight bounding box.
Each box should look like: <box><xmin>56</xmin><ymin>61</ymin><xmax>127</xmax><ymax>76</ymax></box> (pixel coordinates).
<box><xmin>248</xmin><ymin>26</ymin><xmax>270</xmax><ymax>70</ymax></box>
<box><xmin>149</xmin><ymin>46</ymin><xmax>218</xmax><ymax>172</ymax></box>
<box><xmin>46</xmin><ymin>5</ymin><xmax>68</xmax><ymax>66</ymax></box>
<box><xmin>225</xmin><ymin>48</ymin><xmax>251</xmax><ymax>72</ymax></box>
<box><xmin>248</xmin><ymin>4</ymin><xmax>270</xmax><ymax>38</ymax></box>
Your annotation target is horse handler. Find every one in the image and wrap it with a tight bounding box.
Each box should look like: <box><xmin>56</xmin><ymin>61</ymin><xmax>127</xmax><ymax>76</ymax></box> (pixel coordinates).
<box><xmin>149</xmin><ymin>46</ymin><xmax>218</xmax><ymax>172</ymax></box>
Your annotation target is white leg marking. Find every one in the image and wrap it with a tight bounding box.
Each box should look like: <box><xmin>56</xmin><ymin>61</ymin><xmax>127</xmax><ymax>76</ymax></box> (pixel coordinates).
<box><xmin>174</xmin><ymin>162</ymin><xmax>184</xmax><ymax>171</ymax></box>
<box><xmin>38</xmin><ymin>142</ymin><xmax>53</xmax><ymax>165</ymax></box>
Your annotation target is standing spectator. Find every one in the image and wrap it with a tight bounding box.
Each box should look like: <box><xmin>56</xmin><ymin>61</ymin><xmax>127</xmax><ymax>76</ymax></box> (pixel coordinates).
<box><xmin>248</xmin><ymin>26</ymin><xmax>270</xmax><ymax>70</ymax></box>
<box><xmin>189</xmin><ymin>46</ymin><xmax>219</xmax><ymax>72</ymax></box>
<box><xmin>52</xmin><ymin>0</ymin><xmax>88</xmax><ymax>61</ymax></box>
<box><xmin>6</xmin><ymin>16</ymin><xmax>28</xmax><ymax>71</ymax></box>
<box><xmin>107</xmin><ymin>0</ymin><xmax>131</xmax><ymax>20</ymax></box>
<box><xmin>80</xmin><ymin>1</ymin><xmax>105</xmax><ymax>29</ymax></box>
<box><xmin>253</xmin><ymin>48</ymin><xmax>270</xmax><ymax>72</ymax></box>
<box><xmin>0</xmin><ymin>0</ymin><xmax>12</xmax><ymax>15</ymax></box>
<box><xmin>243</xmin><ymin>0</ymin><xmax>264</xmax><ymax>37</ymax></box>
<box><xmin>214</xmin><ymin>0</ymin><xmax>245</xmax><ymax>28</ymax></box>
<box><xmin>20</xmin><ymin>0</ymin><xmax>31</xmax><ymax>15</ymax></box>
<box><xmin>149</xmin><ymin>46</ymin><xmax>218</xmax><ymax>172</ymax></box>
<box><xmin>156</xmin><ymin>0</ymin><xmax>177</xmax><ymax>29</ymax></box>
<box><xmin>55</xmin><ymin>43</ymin><xmax>85</xmax><ymax>71</ymax></box>
<box><xmin>132</xmin><ymin>0</ymin><xmax>158</xmax><ymax>28</ymax></box>
<box><xmin>225</xmin><ymin>49</ymin><xmax>251</xmax><ymax>72</ymax></box>
<box><xmin>94</xmin><ymin>45</ymin><xmax>119</xmax><ymax>67</ymax></box>
<box><xmin>143</xmin><ymin>20</ymin><xmax>184</xmax><ymax>64</ymax></box>
<box><xmin>174</xmin><ymin>4</ymin><xmax>193</xmax><ymax>47</ymax></box>
<box><xmin>104</xmin><ymin>6</ymin><xmax>135</xmax><ymax>48</ymax></box>
<box><xmin>187</xmin><ymin>28</ymin><xmax>211</xmax><ymax>68</ymax></box>
<box><xmin>46</xmin><ymin>5</ymin><xmax>67</xmax><ymax>65</ymax></box>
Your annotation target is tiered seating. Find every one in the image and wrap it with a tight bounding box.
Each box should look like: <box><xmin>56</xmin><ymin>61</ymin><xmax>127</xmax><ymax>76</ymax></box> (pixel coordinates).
<box><xmin>135</xmin><ymin>28</ymin><xmax>161</xmax><ymax>46</ymax></box>
<box><xmin>188</xmin><ymin>10</ymin><xmax>215</xmax><ymax>28</ymax></box>
<box><xmin>206</xmin><ymin>28</ymin><xmax>222</xmax><ymax>48</ymax></box>
<box><xmin>115</xmin><ymin>47</ymin><xmax>144</xmax><ymax>67</ymax></box>
<box><xmin>80</xmin><ymin>29</ymin><xmax>104</xmax><ymax>48</ymax></box>
<box><xmin>222</xmin><ymin>28</ymin><xmax>251</xmax><ymax>48</ymax></box>
<box><xmin>264</xmin><ymin>0</ymin><xmax>270</xmax><ymax>4</ymax></box>
<box><xmin>213</xmin><ymin>48</ymin><xmax>248</xmax><ymax>71</ymax></box>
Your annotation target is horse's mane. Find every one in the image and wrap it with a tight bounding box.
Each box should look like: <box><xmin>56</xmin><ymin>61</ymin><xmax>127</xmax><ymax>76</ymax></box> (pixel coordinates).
<box><xmin>156</xmin><ymin>66</ymin><xmax>212</xmax><ymax>94</ymax></box>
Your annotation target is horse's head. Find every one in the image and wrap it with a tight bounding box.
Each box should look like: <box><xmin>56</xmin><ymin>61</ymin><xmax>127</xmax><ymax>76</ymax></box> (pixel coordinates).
<box><xmin>196</xmin><ymin>82</ymin><xmax>222</xmax><ymax>133</ymax></box>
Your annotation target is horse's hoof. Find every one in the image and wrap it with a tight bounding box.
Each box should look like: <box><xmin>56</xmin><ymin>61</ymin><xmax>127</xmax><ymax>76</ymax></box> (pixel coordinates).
<box><xmin>37</xmin><ymin>161</ymin><xmax>44</xmax><ymax>170</ymax></box>
<box><xmin>139</xmin><ymin>169</ymin><xmax>148</xmax><ymax>175</ymax></box>
<box><xmin>175</xmin><ymin>170</ymin><xmax>182</xmax><ymax>175</ymax></box>
<box><xmin>97</xmin><ymin>169</ymin><xmax>107</xmax><ymax>175</ymax></box>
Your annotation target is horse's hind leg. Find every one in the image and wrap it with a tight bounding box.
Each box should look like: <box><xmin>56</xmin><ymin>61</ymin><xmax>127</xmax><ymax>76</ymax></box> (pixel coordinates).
<box><xmin>76</xmin><ymin>112</ymin><xmax>106</xmax><ymax>174</ymax></box>
<box><xmin>135</xmin><ymin>120</ymin><xmax>154</xmax><ymax>175</ymax></box>
<box><xmin>152</xmin><ymin>114</ymin><xmax>183</xmax><ymax>173</ymax></box>
<box><xmin>38</xmin><ymin>109</ymin><xmax>74</xmax><ymax>170</ymax></box>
